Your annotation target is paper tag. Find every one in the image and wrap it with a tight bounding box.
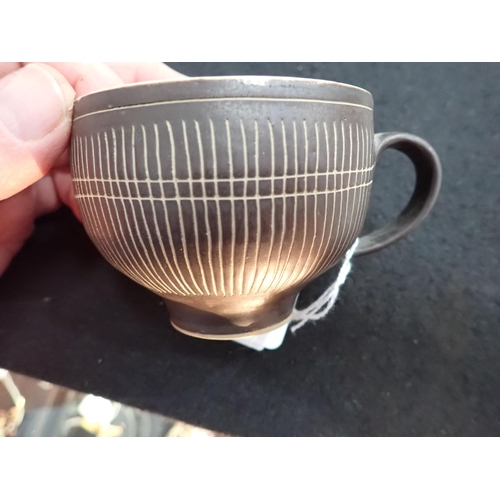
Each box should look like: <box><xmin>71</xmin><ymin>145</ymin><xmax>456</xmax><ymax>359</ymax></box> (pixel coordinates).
<box><xmin>232</xmin><ymin>322</ymin><xmax>290</xmax><ymax>351</ymax></box>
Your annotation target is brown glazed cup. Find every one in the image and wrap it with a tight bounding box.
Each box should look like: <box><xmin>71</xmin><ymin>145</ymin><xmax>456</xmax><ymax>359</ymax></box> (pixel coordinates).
<box><xmin>70</xmin><ymin>76</ymin><xmax>441</xmax><ymax>340</ymax></box>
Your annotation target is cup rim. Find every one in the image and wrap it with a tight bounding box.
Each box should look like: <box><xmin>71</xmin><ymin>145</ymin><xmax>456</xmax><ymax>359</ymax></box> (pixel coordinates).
<box><xmin>76</xmin><ymin>75</ymin><xmax>372</xmax><ymax>101</ymax></box>
<box><xmin>73</xmin><ymin>75</ymin><xmax>374</xmax><ymax>119</ymax></box>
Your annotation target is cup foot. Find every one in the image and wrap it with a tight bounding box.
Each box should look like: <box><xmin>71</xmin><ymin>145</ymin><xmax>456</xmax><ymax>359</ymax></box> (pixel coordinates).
<box><xmin>164</xmin><ymin>292</ymin><xmax>297</xmax><ymax>340</ymax></box>
<box><xmin>170</xmin><ymin>314</ymin><xmax>292</xmax><ymax>341</ymax></box>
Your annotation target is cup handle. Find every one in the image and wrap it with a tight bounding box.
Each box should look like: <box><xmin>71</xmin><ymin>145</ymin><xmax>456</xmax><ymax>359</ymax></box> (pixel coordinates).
<box><xmin>354</xmin><ymin>132</ymin><xmax>442</xmax><ymax>256</ymax></box>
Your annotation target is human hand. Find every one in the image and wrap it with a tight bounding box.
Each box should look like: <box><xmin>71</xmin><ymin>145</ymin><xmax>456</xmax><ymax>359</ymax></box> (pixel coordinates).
<box><xmin>0</xmin><ymin>62</ymin><xmax>186</xmax><ymax>276</ymax></box>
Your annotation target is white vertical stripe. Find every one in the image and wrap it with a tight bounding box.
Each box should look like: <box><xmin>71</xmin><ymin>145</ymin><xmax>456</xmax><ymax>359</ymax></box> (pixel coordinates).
<box><xmin>344</xmin><ymin>123</ymin><xmax>358</xmax><ymax>254</ymax></box>
<box><xmin>348</xmin><ymin>122</ymin><xmax>361</xmax><ymax>245</ymax></box>
<box><xmin>316</xmin><ymin>120</ymin><xmax>338</xmax><ymax>276</ymax></box>
<box><xmin>333</xmin><ymin>120</ymin><xmax>351</xmax><ymax>265</ymax></box>
<box><xmin>74</xmin><ymin>137</ymin><xmax>99</xmax><ymax>246</ymax></box>
<box><xmin>360</xmin><ymin>124</ymin><xmax>371</xmax><ymax>232</ymax></box>
<box><xmin>256</xmin><ymin>120</ymin><xmax>276</xmax><ymax>293</ymax></box>
<box><xmin>90</xmin><ymin>134</ymin><xmax>130</xmax><ymax>274</ymax></box>
<box><xmin>239</xmin><ymin>119</ymin><xmax>249</xmax><ymax>295</ymax></box>
<box><xmin>195</xmin><ymin>119</ymin><xmax>217</xmax><ymax>295</ymax></box>
<box><xmin>331</xmin><ymin>122</ymin><xmax>354</xmax><ymax>265</ymax></box>
<box><xmin>209</xmin><ymin>118</ymin><xmax>226</xmax><ymax>296</ymax></box>
<box><xmin>122</xmin><ymin>127</ymin><xmax>171</xmax><ymax>292</ymax></box>
<box><xmin>82</xmin><ymin>135</ymin><xmax>114</xmax><ymax>261</ymax></box>
<box><xmin>350</xmin><ymin>122</ymin><xmax>364</xmax><ymax>242</ymax></box>
<box><xmin>225</xmin><ymin>119</ymin><xmax>236</xmax><ymax>296</ymax></box>
<box><xmin>141</xmin><ymin>124</ymin><xmax>185</xmax><ymax>295</ymax></box>
<box><xmin>84</xmin><ymin>135</ymin><xmax>113</xmax><ymax>261</ymax></box>
<box><xmin>183</xmin><ymin>120</ymin><xmax>210</xmax><ymax>295</ymax></box>
<box><xmin>323</xmin><ymin>120</ymin><xmax>345</xmax><ymax>270</ymax></box>
<box><xmin>120</xmin><ymin>127</ymin><xmax>172</xmax><ymax>291</ymax></box>
<box><xmin>108</xmin><ymin>128</ymin><xmax>167</xmax><ymax>291</ymax></box>
<box><xmin>153</xmin><ymin>123</ymin><xmax>193</xmax><ymax>295</ymax></box>
<box><xmin>247</xmin><ymin>120</ymin><xmax>261</xmax><ymax>294</ymax></box>
<box><xmin>312</xmin><ymin>121</ymin><xmax>331</xmax><ymax>279</ymax></box>
<box><xmin>278</xmin><ymin>120</ymin><xmax>299</xmax><ymax>289</ymax></box>
<box><xmin>267</xmin><ymin>119</ymin><xmax>288</xmax><ymax>292</ymax></box>
<box><xmin>73</xmin><ymin>138</ymin><xmax>90</xmax><ymax>233</ymax></box>
<box><xmin>283</xmin><ymin>120</ymin><xmax>309</xmax><ymax>287</ymax></box>
<box><xmin>298</xmin><ymin>121</ymin><xmax>321</xmax><ymax>282</ymax></box>
<box><xmin>104</xmin><ymin>129</ymin><xmax>157</xmax><ymax>287</ymax></box>
<box><xmin>167</xmin><ymin>120</ymin><xmax>204</xmax><ymax>295</ymax></box>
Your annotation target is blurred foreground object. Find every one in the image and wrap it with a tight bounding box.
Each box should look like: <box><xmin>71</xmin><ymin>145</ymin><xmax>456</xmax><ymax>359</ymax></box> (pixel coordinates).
<box><xmin>0</xmin><ymin>368</ymin><xmax>225</xmax><ymax>437</ymax></box>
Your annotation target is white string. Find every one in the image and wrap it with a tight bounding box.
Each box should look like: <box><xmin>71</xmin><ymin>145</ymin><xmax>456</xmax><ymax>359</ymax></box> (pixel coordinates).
<box><xmin>290</xmin><ymin>238</ymin><xmax>359</xmax><ymax>333</ymax></box>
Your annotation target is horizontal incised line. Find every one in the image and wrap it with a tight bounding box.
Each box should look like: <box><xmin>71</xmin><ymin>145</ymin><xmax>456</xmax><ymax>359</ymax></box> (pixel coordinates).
<box><xmin>74</xmin><ymin>179</ymin><xmax>372</xmax><ymax>201</ymax></box>
<box><xmin>74</xmin><ymin>97</ymin><xmax>372</xmax><ymax>121</ymax></box>
<box><xmin>72</xmin><ymin>163</ymin><xmax>375</xmax><ymax>184</ymax></box>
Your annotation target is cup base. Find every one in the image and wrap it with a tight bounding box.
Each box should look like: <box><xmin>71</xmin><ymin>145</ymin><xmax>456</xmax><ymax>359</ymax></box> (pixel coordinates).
<box><xmin>170</xmin><ymin>314</ymin><xmax>293</xmax><ymax>341</ymax></box>
<box><xmin>164</xmin><ymin>291</ymin><xmax>298</xmax><ymax>340</ymax></box>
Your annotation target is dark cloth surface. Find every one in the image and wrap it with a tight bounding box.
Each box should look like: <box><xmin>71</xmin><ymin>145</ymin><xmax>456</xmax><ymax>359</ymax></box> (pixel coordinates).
<box><xmin>0</xmin><ymin>63</ymin><xmax>499</xmax><ymax>436</ymax></box>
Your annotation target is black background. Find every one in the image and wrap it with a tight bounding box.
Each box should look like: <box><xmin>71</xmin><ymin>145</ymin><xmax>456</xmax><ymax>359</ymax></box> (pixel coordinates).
<box><xmin>1</xmin><ymin>63</ymin><xmax>499</xmax><ymax>436</ymax></box>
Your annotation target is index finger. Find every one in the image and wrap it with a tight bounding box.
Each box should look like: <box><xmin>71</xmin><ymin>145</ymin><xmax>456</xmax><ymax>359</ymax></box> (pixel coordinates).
<box><xmin>40</xmin><ymin>62</ymin><xmax>124</xmax><ymax>98</ymax></box>
<box><xmin>105</xmin><ymin>62</ymin><xmax>187</xmax><ymax>83</ymax></box>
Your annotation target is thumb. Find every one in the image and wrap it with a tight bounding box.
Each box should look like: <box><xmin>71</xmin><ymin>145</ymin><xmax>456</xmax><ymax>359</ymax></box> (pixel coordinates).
<box><xmin>0</xmin><ymin>63</ymin><xmax>75</xmax><ymax>200</ymax></box>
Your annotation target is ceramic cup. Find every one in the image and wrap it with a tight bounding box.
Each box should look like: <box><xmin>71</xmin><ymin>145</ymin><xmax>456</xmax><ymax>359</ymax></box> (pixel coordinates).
<box><xmin>71</xmin><ymin>76</ymin><xmax>441</xmax><ymax>339</ymax></box>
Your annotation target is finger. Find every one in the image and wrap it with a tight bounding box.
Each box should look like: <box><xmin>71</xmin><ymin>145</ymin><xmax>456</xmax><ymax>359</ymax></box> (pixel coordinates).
<box><xmin>32</xmin><ymin>174</ymin><xmax>61</xmax><ymax>217</ymax></box>
<box><xmin>105</xmin><ymin>62</ymin><xmax>187</xmax><ymax>83</ymax></box>
<box><xmin>0</xmin><ymin>63</ymin><xmax>21</xmax><ymax>79</ymax></box>
<box><xmin>0</xmin><ymin>187</ymin><xmax>37</xmax><ymax>276</ymax></box>
<box><xmin>0</xmin><ymin>63</ymin><xmax>75</xmax><ymax>200</ymax></box>
<box><xmin>40</xmin><ymin>62</ymin><xmax>124</xmax><ymax>98</ymax></box>
<box><xmin>50</xmin><ymin>168</ymin><xmax>80</xmax><ymax>220</ymax></box>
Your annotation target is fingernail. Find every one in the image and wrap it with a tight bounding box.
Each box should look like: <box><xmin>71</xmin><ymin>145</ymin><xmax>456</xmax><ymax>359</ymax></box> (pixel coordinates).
<box><xmin>0</xmin><ymin>64</ymin><xmax>74</xmax><ymax>141</ymax></box>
